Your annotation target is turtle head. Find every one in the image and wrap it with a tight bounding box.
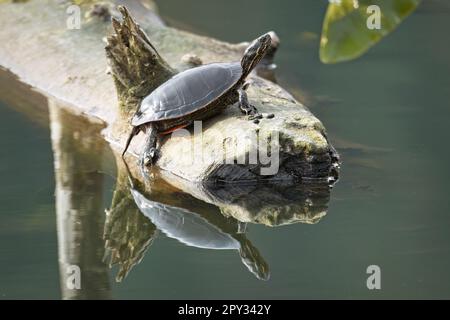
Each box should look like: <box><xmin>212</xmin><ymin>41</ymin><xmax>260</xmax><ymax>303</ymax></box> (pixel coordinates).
<box><xmin>241</xmin><ymin>33</ymin><xmax>272</xmax><ymax>77</ymax></box>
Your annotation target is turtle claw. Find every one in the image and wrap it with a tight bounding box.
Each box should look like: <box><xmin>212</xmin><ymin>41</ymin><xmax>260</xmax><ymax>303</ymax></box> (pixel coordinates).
<box><xmin>248</xmin><ymin>113</ymin><xmax>263</xmax><ymax>120</ymax></box>
<box><xmin>143</xmin><ymin>148</ymin><xmax>158</xmax><ymax>165</ymax></box>
<box><xmin>249</xmin><ymin>113</ymin><xmax>274</xmax><ymax>123</ymax></box>
<box><xmin>249</xmin><ymin>113</ymin><xmax>263</xmax><ymax>125</ymax></box>
<box><xmin>139</xmin><ymin>148</ymin><xmax>158</xmax><ymax>179</ymax></box>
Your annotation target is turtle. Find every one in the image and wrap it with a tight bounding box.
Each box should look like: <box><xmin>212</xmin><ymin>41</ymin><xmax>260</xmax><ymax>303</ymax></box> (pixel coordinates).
<box><xmin>122</xmin><ymin>33</ymin><xmax>274</xmax><ymax>171</ymax></box>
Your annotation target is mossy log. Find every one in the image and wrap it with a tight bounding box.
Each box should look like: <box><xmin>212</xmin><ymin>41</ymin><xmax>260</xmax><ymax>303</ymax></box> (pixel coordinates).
<box><xmin>0</xmin><ymin>0</ymin><xmax>339</xmax><ymax>183</ymax></box>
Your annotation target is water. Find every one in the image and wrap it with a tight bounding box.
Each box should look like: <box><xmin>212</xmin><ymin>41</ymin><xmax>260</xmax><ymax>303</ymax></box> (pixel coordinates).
<box><xmin>1</xmin><ymin>0</ymin><xmax>450</xmax><ymax>299</ymax></box>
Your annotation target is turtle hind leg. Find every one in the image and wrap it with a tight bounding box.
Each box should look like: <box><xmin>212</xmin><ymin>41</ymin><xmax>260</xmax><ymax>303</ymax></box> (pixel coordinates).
<box><xmin>139</xmin><ymin>123</ymin><xmax>159</xmax><ymax>175</ymax></box>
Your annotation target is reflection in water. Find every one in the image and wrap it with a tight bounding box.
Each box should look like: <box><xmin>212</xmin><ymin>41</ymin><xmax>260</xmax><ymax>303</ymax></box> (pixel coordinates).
<box><xmin>103</xmin><ymin>163</ymin><xmax>158</xmax><ymax>282</ymax></box>
<box><xmin>102</xmin><ymin>158</ymin><xmax>333</xmax><ymax>282</ymax></box>
<box><xmin>50</xmin><ymin>102</ymin><xmax>112</xmax><ymax>299</ymax></box>
<box><xmin>123</xmin><ymin>161</ymin><xmax>270</xmax><ymax>280</ymax></box>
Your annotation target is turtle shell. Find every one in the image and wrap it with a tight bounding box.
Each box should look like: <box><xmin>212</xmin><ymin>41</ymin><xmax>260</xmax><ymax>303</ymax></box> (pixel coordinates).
<box><xmin>132</xmin><ymin>62</ymin><xmax>242</xmax><ymax>126</ymax></box>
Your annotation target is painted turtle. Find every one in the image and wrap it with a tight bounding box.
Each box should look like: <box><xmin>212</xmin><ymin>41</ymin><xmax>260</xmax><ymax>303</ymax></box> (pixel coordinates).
<box><xmin>122</xmin><ymin>33</ymin><xmax>274</xmax><ymax>170</ymax></box>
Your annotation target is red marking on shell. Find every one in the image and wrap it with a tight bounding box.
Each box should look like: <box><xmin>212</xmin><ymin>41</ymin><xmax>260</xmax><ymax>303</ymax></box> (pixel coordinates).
<box><xmin>160</xmin><ymin>124</ymin><xmax>189</xmax><ymax>135</ymax></box>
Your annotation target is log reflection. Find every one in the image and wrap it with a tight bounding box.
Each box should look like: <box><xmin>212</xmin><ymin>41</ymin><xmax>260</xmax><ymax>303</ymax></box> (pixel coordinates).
<box><xmin>50</xmin><ymin>102</ymin><xmax>112</xmax><ymax>299</ymax></box>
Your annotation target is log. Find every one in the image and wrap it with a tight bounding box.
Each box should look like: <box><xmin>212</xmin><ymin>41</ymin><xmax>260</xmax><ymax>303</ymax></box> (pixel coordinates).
<box><xmin>0</xmin><ymin>0</ymin><xmax>339</xmax><ymax>183</ymax></box>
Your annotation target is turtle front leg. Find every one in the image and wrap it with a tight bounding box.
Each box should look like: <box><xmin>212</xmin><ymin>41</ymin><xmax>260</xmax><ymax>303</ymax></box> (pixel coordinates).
<box><xmin>139</xmin><ymin>123</ymin><xmax>159</xmax><ymax>174</ymax></box>
<box><xmin>238</xmin><ymin>87</ymin><xmax>261</xmax><ymax>121</ymax></box>
<box><xmin>238</xmin><ymin>84</ymin><xmax>274</xmax><ymax>124</ymax></box>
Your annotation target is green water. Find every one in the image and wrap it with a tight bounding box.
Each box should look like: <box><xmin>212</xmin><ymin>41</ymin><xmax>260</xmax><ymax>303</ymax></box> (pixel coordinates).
<box><xmin>1</xmin><ymin>0</ymin><xmax>450</xmax><ymax>299</ymax></box>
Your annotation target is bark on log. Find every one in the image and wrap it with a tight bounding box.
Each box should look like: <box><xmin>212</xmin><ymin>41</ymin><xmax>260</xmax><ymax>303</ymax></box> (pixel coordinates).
<box><xmin>0</xmin><ymin>0</ymin><xmax>339</xmax><ymax>183</ymax></box>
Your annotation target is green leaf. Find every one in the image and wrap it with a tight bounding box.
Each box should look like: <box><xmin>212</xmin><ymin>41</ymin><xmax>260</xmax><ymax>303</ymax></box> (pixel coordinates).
<box><xmin>320</xmin><ymin>0</ymin><xmax>421</xmax><ymax>64</ymax></box>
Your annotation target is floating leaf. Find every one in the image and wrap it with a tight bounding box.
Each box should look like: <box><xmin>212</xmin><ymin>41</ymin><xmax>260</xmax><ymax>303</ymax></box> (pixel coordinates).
<box><xmin>320</xmin><ymin>0</ymin><xmax>421</xmax><ymax>64</ymax></box>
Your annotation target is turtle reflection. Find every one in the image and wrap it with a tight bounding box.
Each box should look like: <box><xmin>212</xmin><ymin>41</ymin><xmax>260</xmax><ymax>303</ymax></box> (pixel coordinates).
<box><xmin>104</xmin><ymin>161</ymin><xmax>269</xmax><ymax>281</ymax></box>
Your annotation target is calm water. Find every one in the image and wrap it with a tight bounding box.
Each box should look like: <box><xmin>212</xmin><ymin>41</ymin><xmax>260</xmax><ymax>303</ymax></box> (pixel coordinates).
<box><xmin>1</xmin><ymin>0</ymin><xmax>450</xmax><ymax>299</ymax></box>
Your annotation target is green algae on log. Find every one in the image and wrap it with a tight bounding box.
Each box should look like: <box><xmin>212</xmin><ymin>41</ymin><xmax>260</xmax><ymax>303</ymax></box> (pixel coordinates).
<box><xmin>0</xmin><ymin>0</ymin><xmax>339</xmax><ymax>183</ymax></box>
